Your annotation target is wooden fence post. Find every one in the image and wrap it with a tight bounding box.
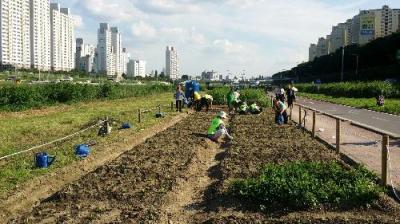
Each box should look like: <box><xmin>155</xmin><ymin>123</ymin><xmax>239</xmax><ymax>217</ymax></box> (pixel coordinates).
<box><xmin>270</xmin><ymin>96</ymin><xmax>274</xmax><ymax>108</ymax></box>
<box><xmin>312</xmin><ymin>111</ymin><xmax>316</xmax><ymax>138</ymax></box>
<box><xmin>170</xmin><ymin>102</ymin><xmax>174</xmax><ymax>111</ymax></box>
<box><xmin>336</xmin><ymin>119</ymin><xmax>341</xmax><ymax>154</ymax></box>
<box><xmin>138</xmin><ymin>109</ymin><xmax>142</xmax><ymax>123</ymax></box>
<box><xmin>298</xmin><ymin>105</ymin><xmax>302</xmax><ymax>126</ymax></box>
<box><xmin>381</xmin><ymin>135</ymin><xmax>389</xmax><ymax>186</ymax></box>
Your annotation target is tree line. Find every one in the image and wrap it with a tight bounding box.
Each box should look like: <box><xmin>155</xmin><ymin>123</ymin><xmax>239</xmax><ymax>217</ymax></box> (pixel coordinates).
<box><xmin>273</xmin><ymin>32</ymin><xmax>400</xmax><ymax>83</ymax></box>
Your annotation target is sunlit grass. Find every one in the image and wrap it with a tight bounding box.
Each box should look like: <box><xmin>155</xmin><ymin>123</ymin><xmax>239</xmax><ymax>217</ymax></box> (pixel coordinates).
<box><xmin>0</xmin><ymin>92</ymin><xmax>178</xmax><ymax>196</ymax></box>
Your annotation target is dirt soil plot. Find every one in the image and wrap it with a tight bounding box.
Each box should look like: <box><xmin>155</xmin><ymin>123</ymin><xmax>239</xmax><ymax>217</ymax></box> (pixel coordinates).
<box><xmin>12</xmin><ymin>111</ymin><xmax>216</xmax><ymax>224</ymax></box>
<box><xmin>191</xmin><ymin>110</ymin><xmax>400</xmax><ymax>223</ymax></box>
<box><xmin>10</xmin><ymin>109</ymin><xmax>400</xmax><ymax>224</ymax></box>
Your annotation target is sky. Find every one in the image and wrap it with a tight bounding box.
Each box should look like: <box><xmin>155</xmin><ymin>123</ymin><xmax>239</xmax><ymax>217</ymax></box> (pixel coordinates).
<box><xmin>59</xmin><ymin>0</ymin><xmax>399</xmax><ymax>77</ymax></box>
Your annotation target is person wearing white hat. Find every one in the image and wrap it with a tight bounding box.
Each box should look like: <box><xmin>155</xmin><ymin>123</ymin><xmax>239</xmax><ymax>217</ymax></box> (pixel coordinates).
<box><xmin>275</xmin><ymin>88</ymin><xmax>286</xmax><ymax>103</ymax></box>
<box><xmin>207</xmin><ymin>111</ymin><xmax>233</xmax><ymax>142</ymax></box>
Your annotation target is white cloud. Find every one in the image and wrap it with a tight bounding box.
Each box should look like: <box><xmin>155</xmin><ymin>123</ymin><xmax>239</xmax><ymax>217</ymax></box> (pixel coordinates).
<box><xmin>72</xmin><ymin>15</ymin><xmax>84</xmax><ymax>29</ymax></box>
<box><xmin>133</xmin><ymin>0</ymin><xmax>201</xmax><ymax>15</ymax></box>
<box><xmin>131</xmin><ymin>21</ymin><xmax>157</xmax><ymax>40</ymax></box>
<box><xmin>79</xmin><ymin>0</ymin><xmax>144</xmax><ymax>22</ymax></box>
<box><xmin>212</xmin><ymin>39</ymin><xmax>244</xmax><ymax>54</ymax></box>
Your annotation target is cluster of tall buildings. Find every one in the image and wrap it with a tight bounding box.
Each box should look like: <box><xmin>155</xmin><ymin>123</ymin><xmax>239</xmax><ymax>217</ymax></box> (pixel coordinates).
<box><xmin>0</xmin><ymin>0</ymin><xmax>74</xmax><ymax>71</ymax></box>
<box><xmin>76</xmin><ymin>23</ymin><xmax>147</xmax><ymax>79</ymax></box>
<box><xmin>309</xmin><ymin>5</ymin><xmax>400</xmax><ymax>61</ymax></box>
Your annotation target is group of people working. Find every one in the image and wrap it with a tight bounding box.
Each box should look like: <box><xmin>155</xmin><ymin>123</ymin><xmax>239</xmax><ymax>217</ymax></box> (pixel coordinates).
<box><xmin>174</xmin><ymin>85</ymin><xmax>213</xmax><ymax>112</ymax></box>
<box><xmin>273</xmin><ymin>84</ymin><xmax>297</xmax><ymax>125</ymax></box>
<box><xmin>226</xmin><ymin>87</ymin><xmax>262</xmax><ymax>115</ymax></box>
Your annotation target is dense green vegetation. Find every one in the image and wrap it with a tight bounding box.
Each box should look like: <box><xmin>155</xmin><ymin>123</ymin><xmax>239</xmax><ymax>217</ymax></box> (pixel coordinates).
<box><xmin>229</xmin><ymin>161</ymin><xmax>384</xmax><ymax>210</ymax></box>
<box><xmin>207</xmin><ymin>87</ymin><xmax>269</xmax><ymax>107</ymax></box>
<box><xmin>298</xmin><ymin>92</ymin><xmax>400</xmax><ymax>115</ymax></box>
<box><xmin>296</xmin><ymin>81</ymin><xmax>400</xmax><ymax>98</ymax></box>
<box><xmin>0</xmin><ymin>83</ymin><xmax>173</xmax><ymax>111</ymax></box>
<box><xmin>273</xmin><ymin>32</ymin><xmax>400</xmax><ymax>82</ymax></box>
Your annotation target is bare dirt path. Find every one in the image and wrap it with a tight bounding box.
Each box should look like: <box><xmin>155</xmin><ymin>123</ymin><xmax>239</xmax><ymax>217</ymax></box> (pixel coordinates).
<box><xmin>159</xmin><ymin>140</ymin><xmax>222</xmax><ymax>224</ymax></box>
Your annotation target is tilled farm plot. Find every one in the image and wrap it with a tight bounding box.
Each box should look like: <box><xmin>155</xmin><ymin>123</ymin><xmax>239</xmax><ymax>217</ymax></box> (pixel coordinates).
<box><xmin>9</xmin><ymin>109</ymin><xmax>400</xmax><ymax>224</ymax></box>
<box><xmin>12</xmin><ymin>111</ymin><xmax>216</xmax><ymax>224</ymax></box>
<box><xmin>192</xmin><ymin>111</ymin><xmax>400</xmax><ymax>223</ymax></box>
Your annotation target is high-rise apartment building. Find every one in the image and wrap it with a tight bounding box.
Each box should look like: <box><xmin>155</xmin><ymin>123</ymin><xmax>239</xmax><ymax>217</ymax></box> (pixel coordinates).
<box><xmin>75</xmin><ymin>38</ymin><xmax>95</xmax><ymax>73</ymax></box>
<box><xmin>30</xmin><ymin>0</ymin><xmax>51</xmax><ymax>70</ymax></box>
<box><xmin>97</xmin><ymin>23</ymin><xmax>115</xmax><ymax>76</ymax></box>
<box><xmin>121</xmin><ymin>48</ymin><xmax>130</xmax><ymax>74</ymax></box>
<box><xmin>50</xmin><ymin>3</ymin><xmax>75</xmax><ymax>71</ymax></box>
<box><xmin>330</xmin><ymin>23</ymin><xmax>348</xmax><ymax>53</ymax></box>
<box><xmin>316</xmin><ymin>37</ymin><xmax>330</xmax><ymax>57</ymax></box>
<box><xmin>166</xmin><ymin>46</ymin><xmax>179</xmax><ymax>80</ymax></box>
<box><xmin>111</xmin><ymin>27</ymin><xmax>122</xmax><ymax>77</ymax></box>
<box><xmin>0</xmin><ymin>0</ymin><xmax>31</xmax><ymax>69</ymax></box>
<box><xmin>127</xmin><ymin>59</ymin><xmax>146</xmax><ymax>77</ymax></box>
<box><xmin>309</xmin><ymin>5</ymin><xmax>400</xmax><ymax>61</ymax></box>
<box><xmin>308</xmin><ymin>44</ymin><xmax>317</xmax><ymax>61</ymax></box>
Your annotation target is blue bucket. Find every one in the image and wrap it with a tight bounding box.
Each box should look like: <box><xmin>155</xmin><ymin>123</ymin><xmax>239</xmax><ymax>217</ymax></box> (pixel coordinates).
<box><xmin>75</xmin><ymin>144</ymin><xmax>90</xmax><ymax>158</ymax></box>
<box><xmin>35</xmin><ymin>152</ymin><xmax>56</xmax><ymax>168</ymax></box>
<box><xmin>121</xmin><ymin>123</ymin><xmax>131</xmax><ymax>129</ymax></box>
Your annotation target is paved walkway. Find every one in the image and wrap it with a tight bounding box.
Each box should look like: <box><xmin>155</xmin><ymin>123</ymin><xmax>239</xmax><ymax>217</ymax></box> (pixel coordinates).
<box><xmin>295</xmin><ymin>98</ymin><xmax>400</xmax><ymax>137</ymax></box>
<box><xmin>290</xmin><ymin>101</ymin><xmax>400</xmax><ymax>191</ymax></box>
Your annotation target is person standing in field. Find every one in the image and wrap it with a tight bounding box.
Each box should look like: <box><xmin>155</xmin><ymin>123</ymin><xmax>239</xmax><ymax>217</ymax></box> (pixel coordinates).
<box><xmin>227</xmin><ymin>87</ymin><xmax>236</xmax><ymax>113</ymax></box>
<box><xmin>286</xmin><ymin>84</ymin><xmax>296</xmax><ymax>109</ymax></box>
<box><xmin>174</xmin><ymin>85</ymin><xmax>185</xmax><ymax>112</ymax></box>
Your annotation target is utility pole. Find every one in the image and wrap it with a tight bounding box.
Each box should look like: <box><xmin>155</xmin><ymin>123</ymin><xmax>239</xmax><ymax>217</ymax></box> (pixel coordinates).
<box><xmin>340</xmin><ymin>47</ymin><xmax>345</xmax><ymax>82</ymax></box>
<box><xmin>354</xmin><ymin>54</ymin><xmax>359</xmax><ymax>80</ymax></box>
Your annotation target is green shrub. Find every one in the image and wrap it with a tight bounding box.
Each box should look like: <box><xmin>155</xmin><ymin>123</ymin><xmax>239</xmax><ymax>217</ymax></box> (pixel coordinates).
<box><xmin>229</xmin><ymin>161</ymin><xmax>383</xmax><ymax>210</ymax></box>
<box><xmin>296</xmin><ymin>81</ymin><xmax>400</xmax><ymax>98</ymax></box>
<box><xmin>207</xmin><ymin>87</ymin><xmax>270</xmax><ymax>107</ymax></box>
<box><xmin>0</xmin><ymin>83</ymin><xmax>173</xmax><ymax>111</ymax></box>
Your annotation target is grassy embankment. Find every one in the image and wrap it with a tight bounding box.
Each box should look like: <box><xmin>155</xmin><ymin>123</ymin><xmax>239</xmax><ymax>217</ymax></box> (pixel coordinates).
<box><xmin>296</xmin><ymin>81</ymin><xmax>400</xmax><ymax>115</ymax></box>
<box><xmin>0</xmin><ymin>90</ymin><xmax>177</xmax><ymax>196</ymax></box>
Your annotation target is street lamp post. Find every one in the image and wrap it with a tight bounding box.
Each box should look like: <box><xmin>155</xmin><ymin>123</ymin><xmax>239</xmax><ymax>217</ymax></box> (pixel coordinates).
<box><xmin>340</xmin><ymin>47</ymin><xmax>345</xmax><ymax>82</ymax></box>
<box><xmin>352</xmin><ymin>54</ymin><xmax>359</xmax><ymax>80</ymax></box>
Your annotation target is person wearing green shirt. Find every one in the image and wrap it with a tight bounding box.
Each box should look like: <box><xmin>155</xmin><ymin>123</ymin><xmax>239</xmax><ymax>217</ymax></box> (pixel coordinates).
<box><xmin>207</xmin><ymin>111</ymin><xmax>233</xmax><ymax>142</ymax></box>
<box><xmin>249</xmin><ymin>102</ymin><xmax>262</xmax><ymax>114</ymax></box>
<box><xmin>239</xmin><ymin>101</ymin><xmax>249</xmax><ymax>115</ymax></box>
<box><xmin>227</xmin><ymin>87</ymin><xmax>236</xmax><ymax>113</ymax></box>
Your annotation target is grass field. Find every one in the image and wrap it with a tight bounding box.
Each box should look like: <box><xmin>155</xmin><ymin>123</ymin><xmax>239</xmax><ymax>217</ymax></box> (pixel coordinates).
<box><xmin>298</xmin><ymin>92</ymin><xmax>400</xmax><ymax>115</ymax></box>
<box><xmin>0</xmin><ymin>92</ymin><xmax>177</xmax><ymax>196</ymax></box>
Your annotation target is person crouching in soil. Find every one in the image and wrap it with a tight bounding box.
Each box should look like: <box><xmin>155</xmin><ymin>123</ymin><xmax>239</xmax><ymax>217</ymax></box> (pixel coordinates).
<box><xmin>238</xmin><ymin>101</ymin><xmax>249</xmax><ymax>115</ymax></box>
<box><xmin>249</xmin><ymin>101</ymin><xmax>262</xmax><ymax>114</ymax></box>
<box><xmin>174</xmin><ymin>85</ymin><xmax>185</xmax><ymax>112</ymax></box>
<box><xmin>207</xmin><ymin>111</ymin><xmax>233</xmax><ymax>142</ymax></box>
<box><xmin>274</xmin><ymin>99</ymin><xmax>288</xmax><ymax>125</ymax></box>
<box><xmin>196</xmin><ymin>94</ymin><xmax>213</xmax><ymax>112</ymax></box>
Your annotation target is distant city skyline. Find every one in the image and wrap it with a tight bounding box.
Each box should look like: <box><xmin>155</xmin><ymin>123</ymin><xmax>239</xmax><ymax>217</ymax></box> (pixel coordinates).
<box><xmin>2</xmin><ymin>0</ymin><xmax>400</xmax><ymax>77</ymax></box>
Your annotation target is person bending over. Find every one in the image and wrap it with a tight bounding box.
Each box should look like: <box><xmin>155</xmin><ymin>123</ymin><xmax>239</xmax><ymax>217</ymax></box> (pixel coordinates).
<box><xmin>274</xmin><ymin>99</ymin><xmax>288</xmax><ymax>125</ymax></box>
<box><xmin>207</xmin><ymin>111</ymin><xmax>233</xmax><ymax>142</ymax></box>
